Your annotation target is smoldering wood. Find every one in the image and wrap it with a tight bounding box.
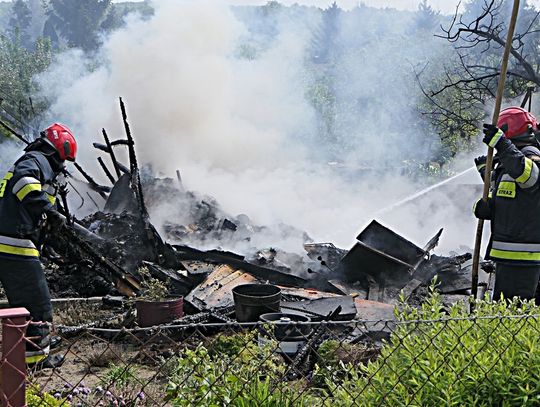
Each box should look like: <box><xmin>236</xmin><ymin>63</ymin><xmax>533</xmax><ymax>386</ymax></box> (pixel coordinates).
<box><xmin>97</xmin><ymin>157</ymin><xmax>116</xmax><ymax>185</ymax></box>
<box><xmin>102</xmin><ymin>128</ymin><xmax>122</xmax><ymax>179</ymax></box>
<box><xmin>58</xmin><ymin>185</ymin><xmax>73</xmax><ymax>226</ymax></box>
<box><xmin>73</xmin><ymin>162</ymin><xmax>110</xmax><ymax>198</ymax></box>
<box><xmin>118</xmin><ymin>98</ymin><xmax>160</xmax><ymax>264</ymax></box>
<box><xmin>111</xmin><ymin>139</ymin><xmax>129</xmax><ymax>146</ymax></box>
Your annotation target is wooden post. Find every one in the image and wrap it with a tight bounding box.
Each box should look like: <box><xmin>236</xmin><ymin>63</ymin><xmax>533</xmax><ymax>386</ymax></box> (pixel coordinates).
<box><xmin>471</xmin><ymin>0</ymin><xmax>521</xmax><ymax>298</ymax></box>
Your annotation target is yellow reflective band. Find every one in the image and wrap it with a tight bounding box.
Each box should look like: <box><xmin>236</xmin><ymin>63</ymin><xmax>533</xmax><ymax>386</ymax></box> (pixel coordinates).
<box><xmin>0</xmin><ymin>243</ymin><xmax>39</xmax><ymax>257</ymax></box>
<box><xmin>490</xmin><ymin>249</ymin><xmax>540</xmax><ymax>261</ymax></box>
<box><xmin>489</xmin><ymin>129</ymin><xmax>504</xmax><ymax>147</ymax></box>
<box><xmin>46</xmin><ymin>193</ymin><xmax>56</xmax><ymax>205</ymax></box>
<box><xmin>496</xmin><ymin>181</ymin><xmax>516</xmax><ymax>198</ymax></box>
<box><xmin>25</xmin><ymin>354</ymin><xmax>47</xmax><ymax>364</ymax></box>
<box><xmin>0</xmin><ymin>172</ymin><xmax>13</xmax><ymax>198</ymax></box>
<box><xmin>15</xmin><ymin>183</ymin><xmax>41</xmax><ymax>201</ymax></box>
<box><xmin>516</xmin><ymin>158</ymin><xmax>533</xmax><ymax>183</ymax></box>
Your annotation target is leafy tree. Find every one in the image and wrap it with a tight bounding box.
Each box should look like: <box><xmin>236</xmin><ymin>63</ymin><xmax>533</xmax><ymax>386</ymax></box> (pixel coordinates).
<box><xmin>310</xmin><ymin>2</ymin><xmax>341</xmax><ymax>64</ymax></box>
<box><xmin>420</xmin><ymin>0</ymin><xmax>540</xmax><ymax>153</ymax></box>
<box><xmin>0</xmin><ymin>34</ymin><xmax>52</xmax><ymax>137</ymax></box>
<box><xmin>414</xmin><ymin>0</ymin><xmax>440</xmax><ymax>32</ymax></box>
<box><xmin>44</xmin><ymin>0</ymin><xmax>113</xmax><ymax>51</ymax></box>
<box><xmin>8</xmin><ymin>0</ymin><xmax>32</xmax><ymax>48</ymax></box>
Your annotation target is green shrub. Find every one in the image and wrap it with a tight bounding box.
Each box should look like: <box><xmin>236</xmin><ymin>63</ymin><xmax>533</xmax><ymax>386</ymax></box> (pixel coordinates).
<box><xmin>328</xmin><ymin>284</ymin><xmax>540</xmax><ymax>406</ymax></box>
<box><xmin>165</xmin><ymin>331</ymin><xmax>314</xmax><ymax>406</ymax></box>
<box><xmin>26</xmin><ymin>384</ymin><xmax>66</xmax><ymax>407</ymax></box>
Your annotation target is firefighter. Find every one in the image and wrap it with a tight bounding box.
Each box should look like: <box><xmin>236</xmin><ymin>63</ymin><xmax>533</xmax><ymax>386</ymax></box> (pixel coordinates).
<box><xmin>474</xmin><ymin>107</ymin><xmax>540</xmax><ymax>301</ymax></box>
<box><xmin>0</xmin><ymin>123</ymin><xmax>76</xmax><ymax>367</ymax></box>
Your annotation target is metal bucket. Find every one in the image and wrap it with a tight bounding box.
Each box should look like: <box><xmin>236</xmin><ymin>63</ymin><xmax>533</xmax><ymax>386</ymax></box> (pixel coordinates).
<box><xmin>232</xmin><ymin>284</ymin><xmax>281</xmax><ymax>322</ymax></box>
<box><xmin>135</xmin><ymin>297</ymin><xmax>183</xmax><ymax>327</ymax></box>
<box><xmin>259</xmin><ymin>313</ymin><xmax>311</xmax><ymax>356</ymax></box>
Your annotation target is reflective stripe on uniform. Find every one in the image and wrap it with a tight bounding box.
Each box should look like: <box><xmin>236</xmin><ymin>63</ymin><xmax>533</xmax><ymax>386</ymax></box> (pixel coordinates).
<box><xmin>516</xmin><ymin>158</ymin><xmax>539</xmax><ymax>188</ymax></box>
<box><xmin>492</xmin><ymin>241</ymin><xmax>540</xmax><ymax>252</ymax></box>
<box><xmin>43</xmin><ymin>184</ymin><xmax>56</xmax><ymax>205</ymax></box>
<box><xmin>0</xmin><ymin>171</ymin><xmax>13</xmax><ymax>198</ymax></box>
<box><xmin>25</xmin><ymin>345</ymin><xmax>50</xmax><ymax>364</ymax></box>
<box><xmin>490</xmin><ymin>241</ymin><xmax>540</xmax><ymax>262</ymax></box>
<box><xmin>12</xmin><ymin>176</ymin><xmax>41</xmax><ymax>201</ymax></box>
<box><xmin>496</xmin><ymin>181</ymin><xmax>516</xmax><ymax>198</ymax></box>
<box><xmin>489</xmin><ymin>129</ymin><xmax>505</xmax><ymax>147</ymax></box>
<box><xmin>25</xmin><ymin>354</ymin><xmax>48</xmax><ymax>364</ymax></box>
<box><xmin>490</xmin><ymin>249</ymin><xmax>540</xmax><ymax>261</ymax></box>
<box><xmin>0</xmin><ymin>235</ymin><xmax>39</xmax><ymax>257</ymax></box>
<box><xmin>45</xmin><ymin>193</ymin><xmax>56</xmax><ymax>205</ymax></box>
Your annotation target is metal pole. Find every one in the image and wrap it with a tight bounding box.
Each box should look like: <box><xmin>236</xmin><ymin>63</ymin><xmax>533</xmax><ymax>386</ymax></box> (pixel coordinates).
<box><xmin>472</xmin><ymin>0</ymin><xmax>521</xmax><ymax>298</ymax></box>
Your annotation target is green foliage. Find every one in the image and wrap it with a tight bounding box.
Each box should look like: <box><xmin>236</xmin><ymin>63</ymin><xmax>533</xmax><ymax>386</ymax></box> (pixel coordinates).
<box><xmin>45</xmin><ymin>0</ymin><xmax>114</xmax><ymax>51</ymax></box>
<box><xmin>165</xmin><ymin>332</ymin><xmax>313</xmax><ymax>406</ymax></box>
<box><xmin>26</xmin><ymin>384</ymin><xmax>66</xmax><ymax>407</ymax></box>
<box><xmin>101</xmin><ymin>363</ymin><xmax>139</xmax><ymax>388</ymax></box>
<box><xmin>327</xmin><ymin>283</ymin><xmax>540</xmax><ymax>406</ymax></box>
<box><xmin>137</xmin><ymin>266</ymin><xmax>169</xmax><ymax>301</ymax></box>
<box><xmin>0</xmin><ymin>34</ymin><xmax>52</xmax><ymax>136</ymax></box>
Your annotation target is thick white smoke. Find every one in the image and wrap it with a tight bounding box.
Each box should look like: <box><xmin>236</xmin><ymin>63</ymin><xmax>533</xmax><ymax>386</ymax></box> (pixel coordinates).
<box><xmin>35</xmin><ymin>0</ymin><xmax>481</xmax><ymax>255</ymax></box>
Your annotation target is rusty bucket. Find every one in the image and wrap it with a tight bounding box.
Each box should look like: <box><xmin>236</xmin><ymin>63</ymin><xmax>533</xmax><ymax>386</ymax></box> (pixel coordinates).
<box><xmin>135</xmin><ymin>297</ymin><xmax>183</xmax><ymax>327</ymax></box>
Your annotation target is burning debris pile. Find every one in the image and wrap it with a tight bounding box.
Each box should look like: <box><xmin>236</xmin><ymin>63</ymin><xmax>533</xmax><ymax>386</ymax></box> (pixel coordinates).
<box><xmin>35</xmin><ymin>100</ymin><xmax>485</xmax><ymax>333</ymax></box>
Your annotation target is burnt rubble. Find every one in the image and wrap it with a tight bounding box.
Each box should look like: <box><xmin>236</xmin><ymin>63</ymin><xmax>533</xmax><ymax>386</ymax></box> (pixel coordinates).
<box><xmin>34</xmin><ymin>99</ymin><xmax>485</xmax><ymax>335</ymax></box>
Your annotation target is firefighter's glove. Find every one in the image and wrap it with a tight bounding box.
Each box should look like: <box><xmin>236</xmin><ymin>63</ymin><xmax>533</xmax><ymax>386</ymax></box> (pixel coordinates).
<box><xmin>474</xmin><ymin>155</ymin><xmax>487</xmax><ymax>172</ymax></box>
<box><xmin>473</xmin><ymin>198</ymin><xmax>491</xmax><ymax>220</ymax></box>
<box><xmin>45</xmin><ymin>209</ymin><xmax>65</xmax><ymax>229</ymax></box>
<box><xmin>474</xmin><ymin>155</ymin><xmax>499</xmax><ymax>172</ymax></box>
<box><xmin>482</xmin><ymin>123</ymin><xmax>508</xmax><ymax>149</ymax></box>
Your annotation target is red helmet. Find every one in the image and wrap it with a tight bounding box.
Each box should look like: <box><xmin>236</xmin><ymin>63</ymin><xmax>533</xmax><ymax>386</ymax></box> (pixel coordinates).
<box><xmin>42</xmin><ymin>123</ymin><xmax>77</xmax><ymax>161</ymax></box>
<box><xmin>497</xmin><ymin>106</ymin><xmax>539</xmax><ymax>139</ymax></box>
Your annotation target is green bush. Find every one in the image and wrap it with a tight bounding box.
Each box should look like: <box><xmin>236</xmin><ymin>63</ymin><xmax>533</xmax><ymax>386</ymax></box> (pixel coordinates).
<box><xmin>328</xmin><ymin>284</ymin><xmax>540</xmax><ymax>406</ymax></box>
<box><xmin>26</xmin><ymin>384</ymin><xmax>66</xmax><ymax>407</ymax></box>
<box><xmin>165</xmin><ymin>331</ymin><xmax>314</xmax><ymax>406</ymax></box>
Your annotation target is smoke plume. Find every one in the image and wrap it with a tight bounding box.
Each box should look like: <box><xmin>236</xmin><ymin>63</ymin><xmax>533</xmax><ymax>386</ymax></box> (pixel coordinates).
<box><xmin>35</xmin><ymin>0</ymin><xmax>481</xmax><ymax>255</ymax></box>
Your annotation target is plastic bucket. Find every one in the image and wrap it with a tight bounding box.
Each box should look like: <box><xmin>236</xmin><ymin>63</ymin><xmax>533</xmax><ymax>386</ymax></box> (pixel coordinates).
<box><xmin>232</xmin><ymin>284</ymin><xmax>281</xmax><ymax>322</ymax></box>
<box><xmin>135</xmin><ymin>297</ymin><xmax>183</xmax><ymax>327</ymax></box>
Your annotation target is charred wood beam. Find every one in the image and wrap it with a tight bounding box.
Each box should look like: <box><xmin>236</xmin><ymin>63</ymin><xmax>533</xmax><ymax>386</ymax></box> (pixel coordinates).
<box><xmin>97</xmin><ymin>157</ymin><xmax>116</xmax><ymax>186</ymax></box>
<box><xmin>119</xmin><ymin>97</ymin><xmax>149</xmax><ymax>219</ymax></box>
<box><xmin>93</xmin><ymin>142</ymin><xmax>109</xmax><ymax>153</ymax></box>
<box><xmin>52</xmin><ymin>220</ymin><xmax>141</xmax><ymax>296</ymax></box>
<box><xmin>172</xmin><ymin>244</ymin><xmax>340</xmax><ymax>291</ymax></box>
<box><xmin>102</xmin><ymin>128</ymin><xmax>122</xmax><ymax>179</ymax></box>
<box><xmin>119</xmin><ymin>98</ymin><xmax>162</xmax><ymax>264</ymax></box>
<box><xmin>73</xmin><ymin>162</ymin><xmax>110</xmax><ymax>199</ymax></box>
<box><xmin>58</xmin><ymin>185</ymin><xmax>73</xmax><ymax>226</ymax></box>
<box><xmin>111</xmin><ymin>139</ymin><xmax>129</xmax><ymax>146</ymax></box>
<box><xmin>117</xmin><ymin>162</ymin><xmax>130</xmax><ymax>174</ymax></box>
<box><xmin>92</xmin><ymin>143</ymin><xmax>130</xmax><ymax>174</ymax></box>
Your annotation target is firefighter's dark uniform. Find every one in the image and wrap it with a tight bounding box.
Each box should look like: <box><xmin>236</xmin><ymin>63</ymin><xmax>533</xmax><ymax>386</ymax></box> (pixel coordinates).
<box><xmin>475</xmin><ymin>138</ymin><xmax>540</xmax><ymax>300</ymax></box>
<box><xmin>0</xmin><ymin>149</ymin><xmax>59</xmax><ymax>363</ymax></box>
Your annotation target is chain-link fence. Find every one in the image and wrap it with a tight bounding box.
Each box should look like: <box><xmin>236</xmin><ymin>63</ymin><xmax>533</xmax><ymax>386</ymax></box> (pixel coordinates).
<box><xmin>4</xmin><ymin>309</ymin><xmax>538</xmax><ymax>406</ymax></box>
